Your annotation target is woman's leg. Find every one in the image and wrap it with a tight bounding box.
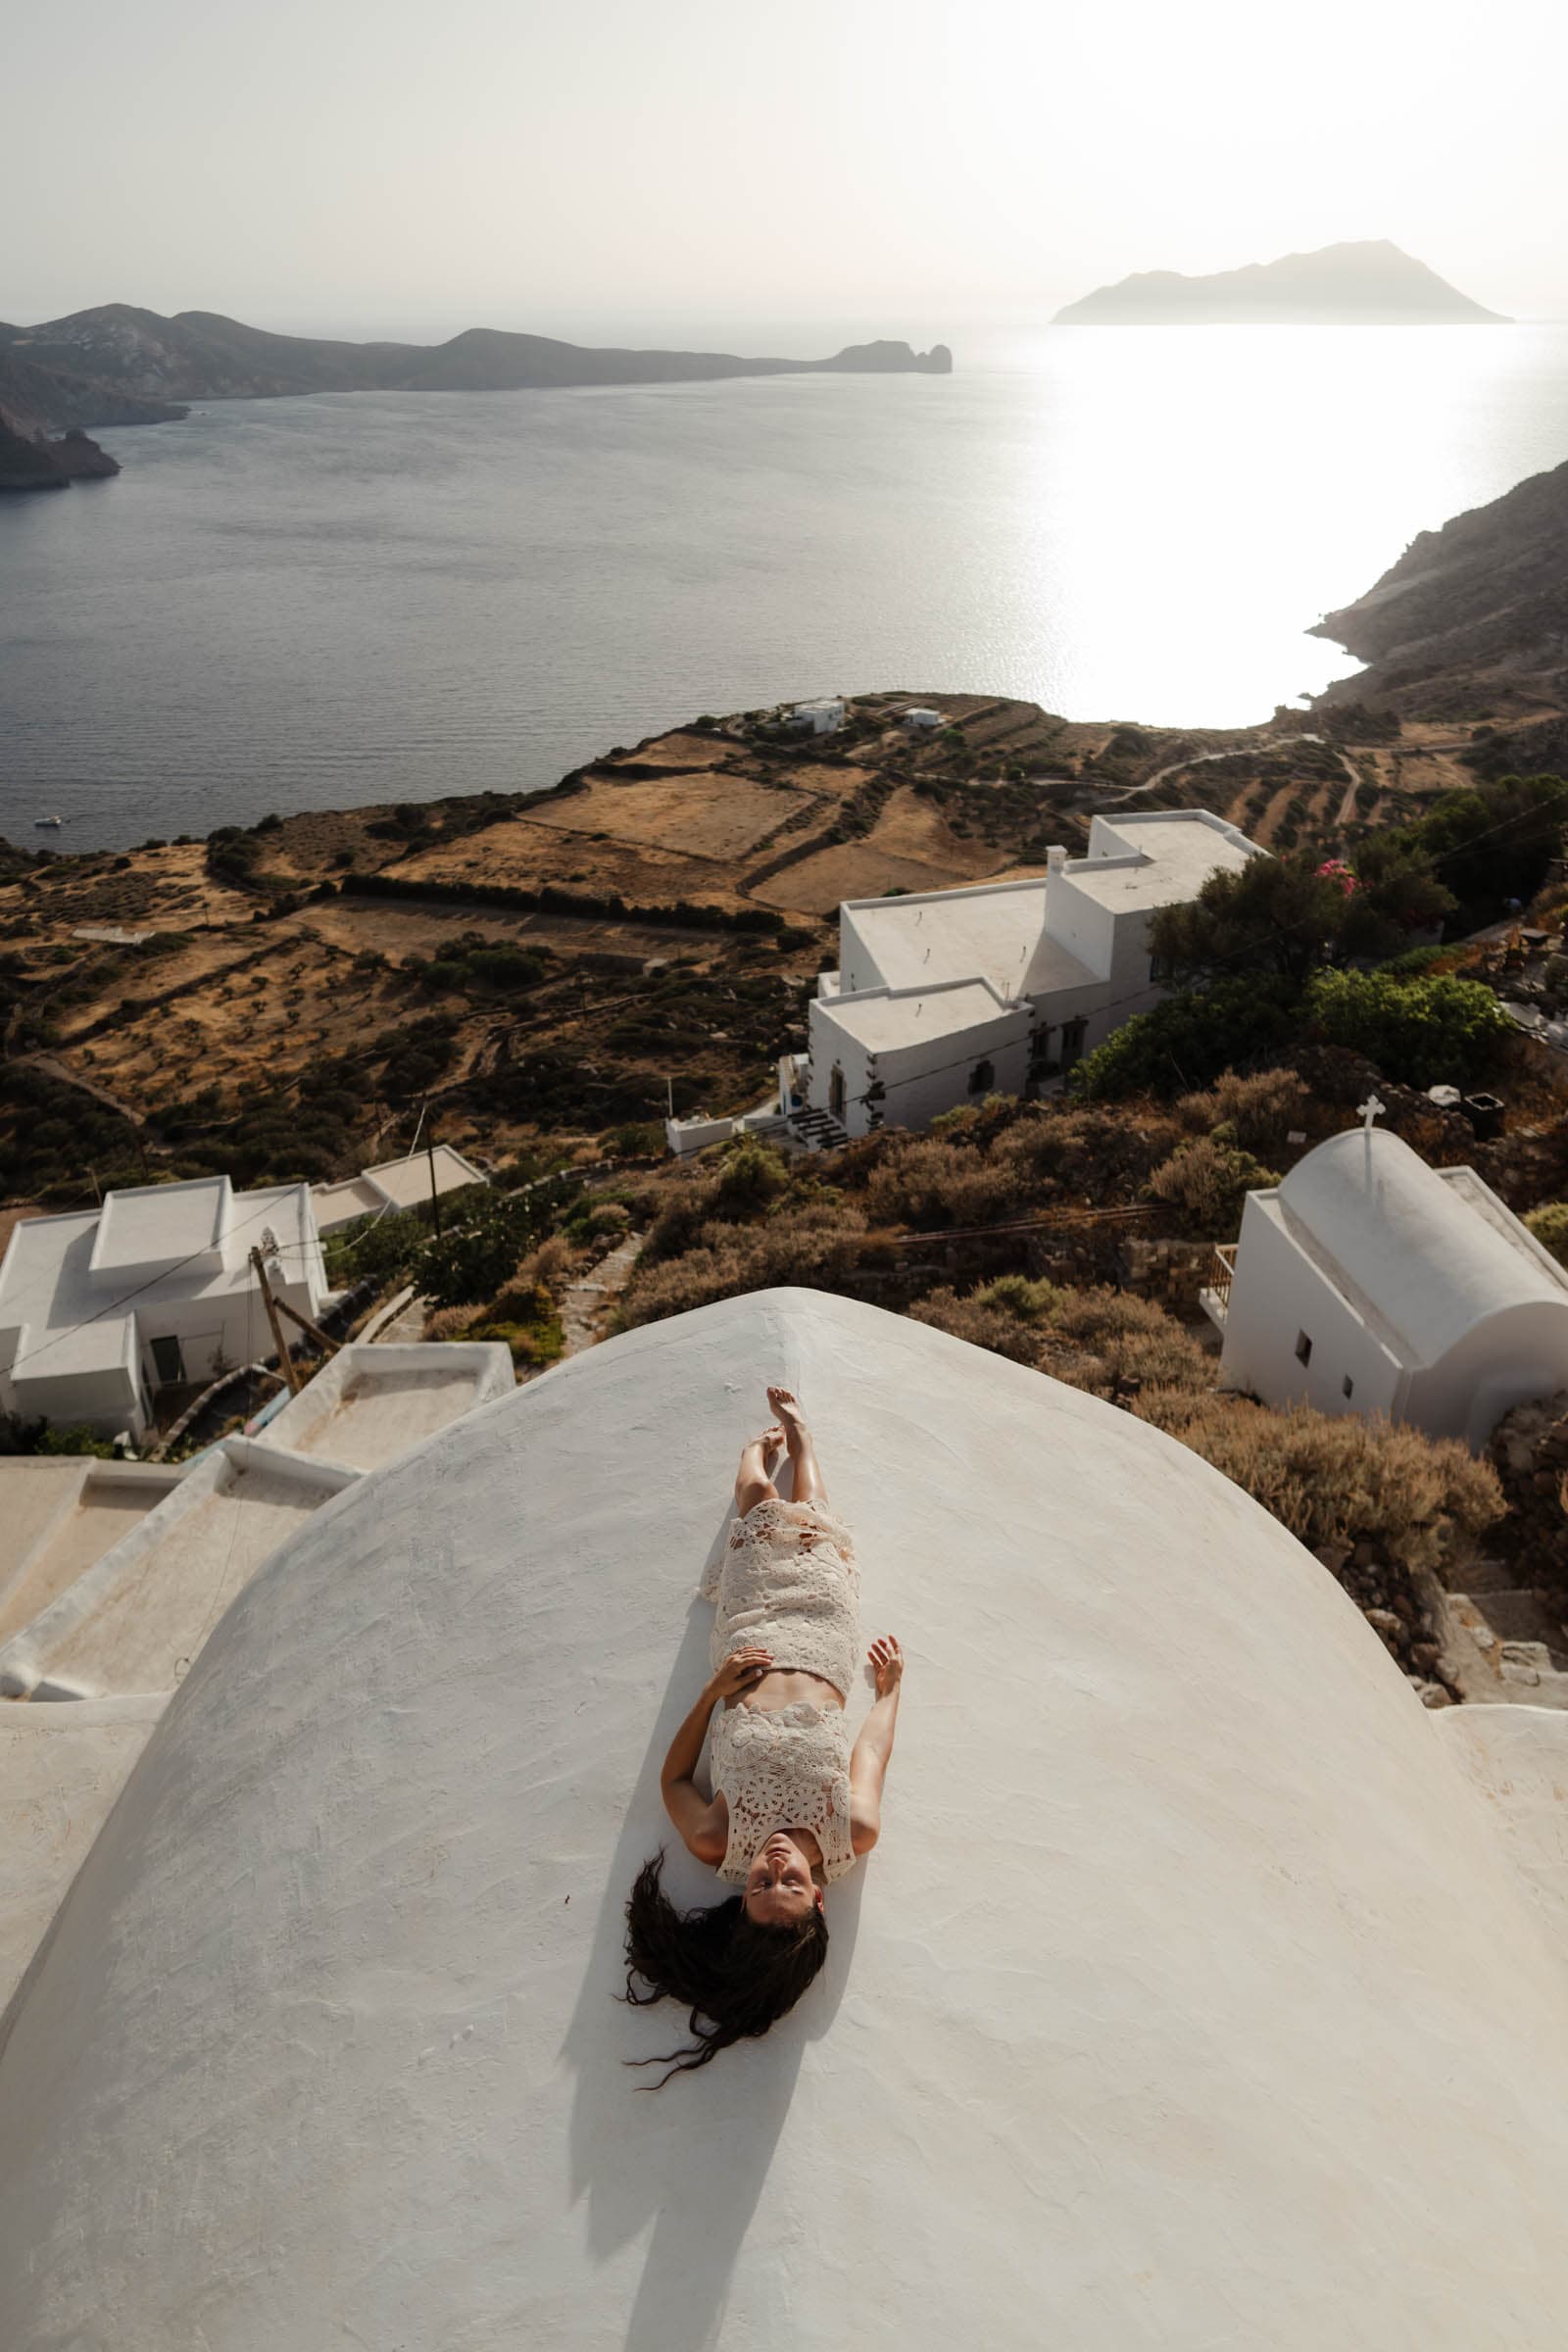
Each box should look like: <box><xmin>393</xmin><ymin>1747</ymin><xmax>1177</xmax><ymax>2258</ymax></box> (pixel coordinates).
<box><xmin>766</xmin><ymin>1386</ymin><xmax>827</xmax><ymax>1507</ymax></box>
<box><xmin>734</xmin><ymin>1425</ymin><xmax>785</xmax><ymax>1518</ymax></box>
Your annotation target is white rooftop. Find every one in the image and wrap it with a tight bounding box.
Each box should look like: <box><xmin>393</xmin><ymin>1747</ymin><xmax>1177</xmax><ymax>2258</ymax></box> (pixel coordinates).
<box><xmin>0</xmin><ymin>1182</ymin><xmax>318</xmax><ymax>1387</ymax></box>
<box><xmin>362</xmin><ymin>1144</ymin><xmax>486</xmax><ymax>1213</ymax></box>
<box><xmin>1065</xmin><ymin>810</ymin><xmax>1259</xmax><ymax>910</ymax></box>
<box><xmin>1269</xmin><ymin>1128</ymin><xmax>1568</xmax><ymax>1367</ymax></box>
<box><xmin>89</xmin><ymin>1174</ymin><xmax>229</xmax><ymax>1279</ymax></box>
<box><xmin>7</xmin><ymin>1288</ymin><xmax>1568</xmax><ymax>2347</ymax></box>
<box><xmin>824</xmin><ymin>977</ymin><xmax>1013</xmax><ymax>1052</ymax></box>
<box><xmin>848</xmin><ymin>877</ymin><xmax>1095</xmax><ymax>1000</ymax></box>
<box><xmin>313</xmin><ymin>1146</ymin><xmax>488</xmax><ymax>1234</ymax></box>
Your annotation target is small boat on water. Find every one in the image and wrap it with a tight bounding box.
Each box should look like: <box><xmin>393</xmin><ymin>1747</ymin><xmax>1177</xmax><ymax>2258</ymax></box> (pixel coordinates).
<box><xmin>34</xmin><ymin>814</ymin><xmax>63</xmax><ymax>829</ymax></box>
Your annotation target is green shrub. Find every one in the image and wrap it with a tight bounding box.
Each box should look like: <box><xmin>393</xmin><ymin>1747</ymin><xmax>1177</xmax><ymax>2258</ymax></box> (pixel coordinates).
<box><xmin>714</xmin><ymin>1143</ymin><xmax>790</xmax><ymax>1216</ymax></box>
<box><xmin>35</xmin><ymin>1422</ymin><xmax>119</xmax><ymax>1459</ymax></box>
<box><xmin>1525</xmin><ymin>1202</ymin><xmax>1568</xmax><ymax>1268</ymax></box>
<box><xmin>466</xmin><ymin>1281</ymin><xmax>565</xmax><ymax>1367</ymax></box>
<box><xmin>1303</xmin><ymin>967</ymin><xmax>1509</xmax><ymax>1088</ymax></box>
<box><xmin>1071</xmin><ymin>978</ymin><xmax>1300</xmax><ymax>1101</ymax></box>
<box><xmin>971</xmin><ymin>1274</ymin><xmax>1062</xmax><ymax>1321</ymax></box>
<box><xmin>416</xmin><ymin>1188</ymin><xmax>565</xmax><ymax>1306</ymax></box>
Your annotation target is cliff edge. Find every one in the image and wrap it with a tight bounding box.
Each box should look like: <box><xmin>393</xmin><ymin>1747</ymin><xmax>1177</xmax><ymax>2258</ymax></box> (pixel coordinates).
<box><xmin>1312</xmin><ymin>454</ymin><xmax>1568</xmax><ymax>719</ymax></box>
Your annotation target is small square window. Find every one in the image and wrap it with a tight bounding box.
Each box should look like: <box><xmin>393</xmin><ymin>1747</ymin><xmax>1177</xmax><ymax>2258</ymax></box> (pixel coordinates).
<box><xmin>1295</xmin><ymin>1330</ymin><xmax>1313</xmax><ymax>1366</ymax></box>
<box><xmin>1342</xmin><ymin>1374</ymin><xmax>1354</xmax><ymax>1398</ymax></box>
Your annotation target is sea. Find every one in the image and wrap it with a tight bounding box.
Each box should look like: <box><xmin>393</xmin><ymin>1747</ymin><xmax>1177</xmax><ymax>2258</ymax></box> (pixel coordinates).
<box><xmin>3</xmin><ymin>321</ymin><xmax>1566</xmax><ymax>853</ymax></box>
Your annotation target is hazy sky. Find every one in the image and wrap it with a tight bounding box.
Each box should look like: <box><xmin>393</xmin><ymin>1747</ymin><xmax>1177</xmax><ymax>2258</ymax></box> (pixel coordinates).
<box><xmin>8</xmin><ymin>0</ymin><xmax>1566</xmax><ymax>337</ymax></box>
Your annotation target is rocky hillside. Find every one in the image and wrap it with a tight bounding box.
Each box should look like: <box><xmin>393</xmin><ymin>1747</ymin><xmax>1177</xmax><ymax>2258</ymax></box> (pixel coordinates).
<box><xmin>0</xmin><ymin>307</ymin><xmax>951</xmax><ymax>418</ymax></box>
<box><xmin>1313</xmin><ymin>456</ymin><xmax>1568</xmax><ymax>723</ymax></box>
<box><xmin>1054</xmin><ymin>240</ymin><xmax>1504</xmax><ymax>326</ymax></box>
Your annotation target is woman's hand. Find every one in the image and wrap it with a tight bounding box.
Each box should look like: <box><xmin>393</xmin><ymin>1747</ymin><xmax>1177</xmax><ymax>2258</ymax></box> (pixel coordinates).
<box><xmin>709</xmin><ymin>1646</ymin><xmax>773</xmax><ymax>1700</ymax></box>
<box><xmin>868</xmin><ymin>1635</ymin><xmax>904</xmax><ymax>1696</ymax></box>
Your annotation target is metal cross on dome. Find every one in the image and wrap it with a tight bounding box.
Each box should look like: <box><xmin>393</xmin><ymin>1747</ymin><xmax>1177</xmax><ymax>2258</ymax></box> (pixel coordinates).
<box><xmin>1357</xmin><ymin>1094</ymin><xmax>1387</xmax><ymax>1134</ymax></box>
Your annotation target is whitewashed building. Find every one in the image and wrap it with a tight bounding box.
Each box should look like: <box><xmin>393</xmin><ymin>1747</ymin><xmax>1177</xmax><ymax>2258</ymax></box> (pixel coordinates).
<box><xmin>1206</xmin><ymin>1119</ymin><xmax>1568</xmax><ymax>1449</ymax></box>
<box><xmin>0</xmin><ymin>1176</ymin><xmax>334</xmax><ymax>1441</ymax></box>
<box><xmin>802</xmin><ymin>809</ymin><xmax>1261</xmax><ymax>1138</ymax></box>
<box><xmin>788</xmin><ymin>697</ymin><xmax>846</xmax><ymax>736</ymax></box>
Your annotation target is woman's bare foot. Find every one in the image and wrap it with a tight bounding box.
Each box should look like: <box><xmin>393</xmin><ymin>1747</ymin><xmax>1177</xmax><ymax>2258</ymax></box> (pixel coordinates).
<box><xmin>765</xmin><ymin>1387</ymin><xmax>808</xmax><ymax>1446</ymax></box>
<box><xmin>766</xmin><ymin>1386</ymin><xmax>827</xmax><ymax>1506</ymax></box>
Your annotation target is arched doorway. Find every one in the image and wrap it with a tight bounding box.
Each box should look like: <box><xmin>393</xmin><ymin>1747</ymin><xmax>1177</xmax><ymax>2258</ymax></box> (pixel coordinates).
<box><xmin>828</xmin><ymin>1064</ymin><xmax>847</xmax><ymax>1120</ymax></box>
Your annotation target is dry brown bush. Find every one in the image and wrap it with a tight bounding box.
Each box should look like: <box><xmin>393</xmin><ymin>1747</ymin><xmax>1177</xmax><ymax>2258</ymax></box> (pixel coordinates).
<box><xmin>422</xmin><ymin>1303</ymin><xmax>474</xmax><ymax>1342</ymax></box>
<box><xmin>906</xmin><ymin>1287</ymin><xmax>1044</xmax><ymax>1364</ymax></box>
<box><xmin>861</xmin><ymin>1136</ymin><xmax>1020</xmax><ymax>1230</ymax></box>
<box><xmin>1041</xmin><ymin>1287</ymin><xmax>1214</xmax><ymax>1397</ymax></box>
<box><xmin>1177</xmin><ymin>1067</ymin><xmax>1311</xmax><ymax>1152</ymax></box>
<box><xmin>898</xmin><ymin>1275</ymin><xmax>1494</xmax><ymax>1581</ymax></box>
<box><xmin>1139</xmin><ymin>1392</ymin><xmax>1501</xmax><ymax>1576</ymax></box>
<box><xmin>1147</xmin><ymin>1136</ymin><xmax>1280</xmax><ymax>1240</ymax></box>
<box><xmin>515</xmin><ymin>1234</ymin><xmax>577</xmax><ymax>1293</ymax></box>
<box><xmin>619</xmin><ymin>1200</ymin><xmax>869</xmax><ymax>1328</ymax></box>
<box><xmin>861</xmin><ymin>1104</ymin><xmax>1178</xmax><ymax>1232</ymax></box>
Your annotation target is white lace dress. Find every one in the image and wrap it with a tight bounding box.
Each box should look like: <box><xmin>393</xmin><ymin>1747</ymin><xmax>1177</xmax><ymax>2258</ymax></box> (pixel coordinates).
<box><xmin>701</xmin><ymin>1497</ymin><xmax>860</xmax><ymax>1887</ymax></box>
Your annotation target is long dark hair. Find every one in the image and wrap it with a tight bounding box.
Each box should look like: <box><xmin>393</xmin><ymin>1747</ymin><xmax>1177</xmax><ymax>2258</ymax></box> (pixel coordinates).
<box><xmin>623</xmin><ymin>1851</ymin><xmax>829</xmax><ymax>2083</ymax></box>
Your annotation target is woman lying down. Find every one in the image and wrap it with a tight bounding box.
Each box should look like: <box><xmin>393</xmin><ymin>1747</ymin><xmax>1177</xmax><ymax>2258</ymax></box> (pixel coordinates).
<box><xmin>624</xmin><ymin>1386</ymin><xmax>904</xmax><ymax>2082</ymax></box>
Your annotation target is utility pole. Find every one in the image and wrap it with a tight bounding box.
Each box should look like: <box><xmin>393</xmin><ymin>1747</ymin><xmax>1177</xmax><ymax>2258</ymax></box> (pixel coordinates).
<box><xmin>273</xmin><ymin>1294</ymin><xmax>339</xmax><ymax>1358</ymax></box>
<box><xmin>250</xmin><ymin>1244</ymin><xmax>302</xmax><ymax>1395</ymax></box>
<box><xmin>426</xmin><ymin>1114</ymin><xmax>443</xmax><ymax>1237</ymax></box>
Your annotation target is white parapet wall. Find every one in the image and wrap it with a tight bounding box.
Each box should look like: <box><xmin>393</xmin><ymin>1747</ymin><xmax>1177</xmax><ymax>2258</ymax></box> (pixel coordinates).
<box><xmin>0</xmin><ymin>1459</ymin><xmax>188</xmax><ymax>1646</ymax></box>
<box><xmin>254</xmin><ymin>1343</ymin><xmax>514</xmax><ymax>1474</ymax></box>
<box><xmin>5</xmin><ymin>1289</ymin><xmax>1568</xmax><ymax>2347</ymax></box>
<box><xmin>0</xmin><ymin>1438</ymin><xmax>359</xmax><ymax>1701</ymax></box>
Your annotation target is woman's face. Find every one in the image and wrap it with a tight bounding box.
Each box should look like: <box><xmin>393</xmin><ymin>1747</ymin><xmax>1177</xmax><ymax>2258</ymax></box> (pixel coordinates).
<box><xmin>743</xmin><ymin>1832</ymin><xmax>823</xmax><ymax>1927</ymax></box>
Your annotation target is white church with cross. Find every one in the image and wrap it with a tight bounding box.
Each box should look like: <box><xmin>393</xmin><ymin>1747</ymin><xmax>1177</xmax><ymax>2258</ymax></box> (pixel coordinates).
<box><xmin>1204</xmin><ymin>1100</ymin><xmax>1568</xmax><ymax>1450</ymax></box>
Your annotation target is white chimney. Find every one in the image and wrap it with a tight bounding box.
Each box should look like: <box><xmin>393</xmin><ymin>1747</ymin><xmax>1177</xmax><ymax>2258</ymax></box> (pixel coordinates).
<box><xmin>1046</xmin><ymin>845</ymin><xmax>1067</xmax><ymax>874</ymax></box>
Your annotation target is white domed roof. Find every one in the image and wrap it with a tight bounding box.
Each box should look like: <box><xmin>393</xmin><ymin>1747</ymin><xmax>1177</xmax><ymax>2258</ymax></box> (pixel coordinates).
<box><xmin>1276</xmin><ymin>1125</ymin><xmax>1568</xmax><ymax>1365</ymax></box>
<box><xmin>4</xmin><ymin>1289</ymin><xmax>1568</xmax><ymax>2349</ymax></box>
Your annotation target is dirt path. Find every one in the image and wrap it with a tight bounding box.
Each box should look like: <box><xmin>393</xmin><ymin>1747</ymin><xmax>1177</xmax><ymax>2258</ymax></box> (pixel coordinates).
<box><xmin>561</xmin><ymin>1231</ymin><xmax>645</xmax><ymax>1357</ymax></box>
<box><xmin>18</xmin><ymin>1053</ymin><xmax>147</xmax><ymax>1127</ymax></box>
<box><xmin>1097</xmin><ymin>731</ymin><xmax>1359</xmax><ymax>813</ymax></box>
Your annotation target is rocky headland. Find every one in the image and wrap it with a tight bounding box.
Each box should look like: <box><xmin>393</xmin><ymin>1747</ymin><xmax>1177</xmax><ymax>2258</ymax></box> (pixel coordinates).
<box><xmin>0</xmin><ymin>307</ymin><xmax>952</xmax><ymax>431</ymax></box>
<box><xmin>0</xmin><ymin>418</ymin><xmax>120</xmax><ymax>492</ymax></box>
<box><xmin>1312</xmin><ymin>454</ymin><xmax>1568</xmax><ymax>761</ymax></box>
<box><xmin>1054</xmin><ymin>240</ymin><xmax>1505</xmax><ymax>326</ymax></box>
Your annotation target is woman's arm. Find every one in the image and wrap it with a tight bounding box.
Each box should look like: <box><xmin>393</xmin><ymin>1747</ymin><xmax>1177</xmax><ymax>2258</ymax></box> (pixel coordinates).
<box><xmin>850</xmin><ymin>1636</ymin><xmax>904</xmax><ymax>1856</ymax></box>
<box><xmin>660</xmin><ymin>1645</ymin><xmax>773</xmax><ymax>1865</ymax></box>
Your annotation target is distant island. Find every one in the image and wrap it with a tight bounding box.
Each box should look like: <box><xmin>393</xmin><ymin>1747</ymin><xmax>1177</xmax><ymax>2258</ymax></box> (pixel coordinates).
<box><xmin>1054</xmin><ymin>240</ymin><xmax>1506</xmax><ymax>326</ymax></box>
<box><xmin>0</xmin><ymin>307</ymin><xmax>953</xmax><ymax>436</ymax></box>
